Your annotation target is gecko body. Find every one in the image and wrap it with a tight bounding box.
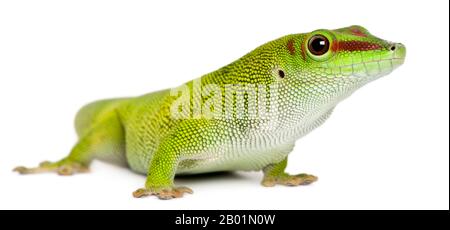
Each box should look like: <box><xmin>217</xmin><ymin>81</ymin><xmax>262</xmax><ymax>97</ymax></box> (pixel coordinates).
<box><xmin>15</xmin><ymin>26</ymin><xmax>406</xmax><ymax>199</ymax></box>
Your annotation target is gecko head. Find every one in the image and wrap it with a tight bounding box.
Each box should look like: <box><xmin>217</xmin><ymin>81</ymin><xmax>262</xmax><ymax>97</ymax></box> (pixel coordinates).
<box><xmin>279</xmin><ymin>25</ymin><xmax>406</xmax><ymax>101</ymax></box>
<box><xmin>263</xmin><ymin>26</ymin><xmax>407</xmax><ymax>126</ymax></box>
<box><xmin>300</xmin><ymin>25</ymin><xmax>406</xmax><ymax>84</ymax></box>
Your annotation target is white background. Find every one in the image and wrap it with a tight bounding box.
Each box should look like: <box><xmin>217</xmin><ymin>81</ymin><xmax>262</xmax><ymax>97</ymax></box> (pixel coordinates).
<box><xmin>0</xmin><ymin>0</ymin><xmax>448</xmax><ymax>210</ymax></box>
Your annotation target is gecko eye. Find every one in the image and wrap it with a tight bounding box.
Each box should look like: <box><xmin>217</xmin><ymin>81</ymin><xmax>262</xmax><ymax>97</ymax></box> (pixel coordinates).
<box><xmin>308</xmin><ymin>35</ymin><xmax>330</xmax><ymax>56</ymax></box>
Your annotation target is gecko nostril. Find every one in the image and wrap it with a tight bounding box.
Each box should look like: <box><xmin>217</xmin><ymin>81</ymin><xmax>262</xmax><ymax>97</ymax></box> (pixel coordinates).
<box><xmin>390</xmin><ymin>45</ymin><xmax>396</xmax><ymax>51</ymax></box>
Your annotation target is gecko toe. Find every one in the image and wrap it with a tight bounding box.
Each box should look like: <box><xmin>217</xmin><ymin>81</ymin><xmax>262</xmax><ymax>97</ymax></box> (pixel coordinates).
<box><xmin>133</xmin><ymin>186</ymin><xmax>193</xmax><ymax>200</ymax></box>
<box><xmin>13</xmin><ymin>166</ymin><xmax>30</xmax><ymax>174</ymax></box>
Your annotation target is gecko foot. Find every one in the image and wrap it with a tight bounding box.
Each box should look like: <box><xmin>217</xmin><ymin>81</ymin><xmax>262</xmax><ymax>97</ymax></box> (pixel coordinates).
<box><xmin>132</xmin><ymin>186</ymin><xmax>193</xmax><ymax>200</ymax></box>
<box><xmin>13</xmin><ymin>160</ymin><xmax>89</xmax><ymax>176</ymax></box>
<box><xmin>261</xmin><ymin>173</ymin><xmax>318</xmax><ymax>187</ymax></box>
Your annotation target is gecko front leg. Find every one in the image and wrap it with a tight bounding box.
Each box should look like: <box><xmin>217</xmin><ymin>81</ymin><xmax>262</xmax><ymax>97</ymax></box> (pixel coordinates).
<box><xmin>261</xmin><ymin>157</ymin><xmax>318</xmax><ymax>187</ymax></box>
<box><xmin>132</xmin><ymin>142</ymin><xmax>193</xmax><ymax>200</ymax></box>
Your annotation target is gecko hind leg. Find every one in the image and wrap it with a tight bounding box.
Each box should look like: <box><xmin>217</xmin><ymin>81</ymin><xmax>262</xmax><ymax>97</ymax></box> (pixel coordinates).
<box><xmin>14</xmin><ymin>111</ymin><xmax>125</xmax><ymax>176</ymax></box>
<box><xmin>13</xmin><ymin>130</ymin><xmax>97</xmax><ymax>176</ymax></box>
<box><xmin>13</xmin><ymin>159</ymin><xmax>89</xmax><ymax>176</ymax></box>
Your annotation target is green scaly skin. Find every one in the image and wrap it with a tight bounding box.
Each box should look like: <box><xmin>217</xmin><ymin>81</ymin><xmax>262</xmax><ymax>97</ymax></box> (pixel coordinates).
<box><xmin>14</xmin><ymin>26</ymin><xmax>406</xmax><ymax>200</ymax></box>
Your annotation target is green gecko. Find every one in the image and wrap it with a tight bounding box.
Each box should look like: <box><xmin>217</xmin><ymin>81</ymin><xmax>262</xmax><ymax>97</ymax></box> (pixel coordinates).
<box><xmin>14</xmin><ymin>26</ymin><xmax>406</xmax><ymax>200</ymax></box>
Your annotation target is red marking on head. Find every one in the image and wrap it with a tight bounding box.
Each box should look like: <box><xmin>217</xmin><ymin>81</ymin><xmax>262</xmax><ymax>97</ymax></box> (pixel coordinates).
<box><xmin>350</xmin><ymin>28</ymin><xmax>367</xmax><ymax>37</ymax></box>
<box><xmin>287</xmin><ymin>39</ymin><xmax>295</xmax><ymax>55</ymax></box>
<box><xmin>300</xmin><ymin>38</ymin><xmax>306</xmax><ymax>60</ymax></box>
<box><xmin>332</xmin><ymin>41</ymin><xmax>382</xmax><ymax>52</ymax></box>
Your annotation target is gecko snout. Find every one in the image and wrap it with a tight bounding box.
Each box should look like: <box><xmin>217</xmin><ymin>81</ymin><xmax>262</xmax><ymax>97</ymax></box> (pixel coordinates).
<box><xmin>390</xmin><ymin>42</ymin><xmax>406</xmax><ymax>67</ymax></box>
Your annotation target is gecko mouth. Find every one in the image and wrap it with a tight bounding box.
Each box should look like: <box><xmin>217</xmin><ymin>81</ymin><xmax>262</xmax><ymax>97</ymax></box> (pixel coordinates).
<box><xmin>342</xmin><ymin>57</ymin><xmax>405</xmax><ymax>78</ymax></box>
<box><xmin>315</xmin><ymin>57</ymin><xmax>405</xmax><ymax>79</ymax></box>
<box><xmin>316</xmin><ymin>43</ymin><xmax>406</xmax><ymax>79</ymax></box>
<box><xmin>351</xmin><ymin>42</ymin><xmax>406</xmax><ymax>78</ymax></box>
